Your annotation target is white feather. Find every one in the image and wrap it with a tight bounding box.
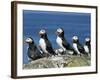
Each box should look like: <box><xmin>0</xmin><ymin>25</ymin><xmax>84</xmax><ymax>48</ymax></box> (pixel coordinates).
<box><xmin>58</xmin><ymin>48</ymin><xmax>64</xmax><ymax>53</ymax></box>
<box><xmin>39</xmin><ymin>29</ymin><xmax>46</xmax><ymax>34</ymax></box>
<box><xmin>72</xmin><ymin>36</ymin><xmax>78</xmax><ymax>40</ymax></box>
<box><xmin>39</xmin><ymin>38</ymin><xmax>48</xmax><ymax>53</ymax></box>
<box><xmin>73</xmin><ymin>43</ymin><xmax>80</xmax><ymax>54</ymax></box>
<box><xmin>84</xmin><ymin>45</ymin><xmax>89</xmax><ymax>53</ymax></box>
<box><xmin>57</xmin><ymin>28</ymin><xmax>63</xmax><ymax>33</ymax></box>
<box><xmin>85</xmin><ymin>38</ymin><xmax>90</xmax><ymax>42</ymax></box>
<box><xmin>25</xmin><ymin>38</ymin><xmax>32</xmax><ymax>43</ymax></box>
<box><xmin>56</xmin><ymin>37</ymin><xmax>66</xmax><ymax>51</ymax></box>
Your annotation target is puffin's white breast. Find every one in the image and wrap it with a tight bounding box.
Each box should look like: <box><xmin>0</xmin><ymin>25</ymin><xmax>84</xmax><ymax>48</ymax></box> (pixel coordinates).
<box><xmin>56</xmin><ymin>37</ymin><xmax>66</xmax><ymax>51</ymax></box>
<box><xmin>73</xmin><ymin>43</ymin><xmax>80</xmax><ymax>54</ymax></box>
<box><xmin>39</xmin><ymin>38</ymin><xmax>48</xmax><ymax>53</ymax></box>
<box><xmin>84</xmin><ymin>45</ymin><xmax>89</xmax><ymax>53</ymax></box>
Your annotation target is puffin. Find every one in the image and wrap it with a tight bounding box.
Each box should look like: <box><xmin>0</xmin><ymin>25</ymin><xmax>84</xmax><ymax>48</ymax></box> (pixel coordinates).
<box><xmin>25</xmin><ymin>37</ymin><xmax>43</xmax><ymax>61</ymax></box>
<box><xmin>38</xmin><ymin>29</ymin><xmax>56</xmax><ymax>57</ymax></box>
<box><xmin>72</xmin><ymin>36</ymin><xmax>85</xmax><ymax>55</ymax></box>
<box><xmin>56</xmin><ymin>28</ymin><xmax>74</xmax><ymax>55</ymax></box>
<box><xmin>84</xmin><ymin>37</ymin><xmax>91</xmax><ymax>55</ymax></box>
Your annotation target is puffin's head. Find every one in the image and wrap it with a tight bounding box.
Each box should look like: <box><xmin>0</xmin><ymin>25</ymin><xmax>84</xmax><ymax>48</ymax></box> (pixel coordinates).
<box><xmin>85</xmin><ymin>38</ymin><xmax>90</xmax><ymax>45</ymax></box>
<box><xmin>85</xmin><ymin>37</ymin><xmax>90</xmax><ymax>42</ymax></box>
<box><xmin>72</xmin><ymin>36</ymin><xmax>79</xmax><ymax>43</ymax></box>
<box><xmin>25</xmin><ymin>37</ymin><xmax>33</xmax><ymax>44</ymax></box>
<box><xmin>56</xmin><ymin>28</ymin><xmax>64</xmax><ymax>37</ymax></box>
<box><xmin>39</xmin><ymin>29</ymin><xmax>47</xmax><ymax>38</ymax></box>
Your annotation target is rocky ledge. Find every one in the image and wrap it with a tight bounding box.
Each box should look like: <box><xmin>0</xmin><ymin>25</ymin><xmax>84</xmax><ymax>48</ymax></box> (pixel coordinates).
<box><xmin>23</xmin><ymin>54</ymin><xmax>91</xmax><ymax>69</ymax></box>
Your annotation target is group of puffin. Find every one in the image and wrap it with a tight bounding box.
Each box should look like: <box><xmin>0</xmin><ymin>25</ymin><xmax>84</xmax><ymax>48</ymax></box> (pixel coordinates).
<box><xmin>25</xmin><ymin>28</ymin><xmax>91</xmax><ymax>61</ymax></box>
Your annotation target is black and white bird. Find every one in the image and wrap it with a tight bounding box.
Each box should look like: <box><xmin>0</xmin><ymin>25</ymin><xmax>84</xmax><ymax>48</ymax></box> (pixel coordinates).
<box><xmin>56</xmin><ymin>28</ymin><xmax>74</xmax><ymax>55</ymax></box>
<box><xmin>25</xmin><ymin>37</ymin><xmax>43</xmax><ymax>61</ymax></box>
<box><xmin>72</xmin><ymin>36</ymin><xmax>85</xmax><ymax>55</ymax></box>
<box><xmin>39</xmin><ymin>29</ymin><xmax>56</xmax><ymax>57</ymax></box>
<box><xmin>84</xmin><ymin>37</ymin><xmax>91</xmax><ymax>55</ymax></box>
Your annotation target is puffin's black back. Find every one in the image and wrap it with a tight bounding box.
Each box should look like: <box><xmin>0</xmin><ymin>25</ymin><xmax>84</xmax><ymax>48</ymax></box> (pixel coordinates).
<box><xmin>41</xmin><ymin>33</ymin><xmax>56</xmax><ymax>55</ymax></box>
<box><xmin>62</xmin><ymin>37</ymin><xmax>73</xmax><ymax>50</ymax></box>
<box><xmin>45</xmin><ymin>39</ymin><xmax>56</xmax><ymax>55</ymax></box>
<box><xmin>72</xmin><ymin>39</ymin><xmax>85</xmax><ymax>54</ymax></box>
<box><xmin>27</xmin><ymin>41</ymin><xmax>43</xmax><ymax>60</ymax></box>
<box><xmin>77</xmin><ymin>42</ymin><xmax>85</xmax><ymax>53</ymax></box>
<box><xmin>57</xmin><ymin>30</ymin><xmax>73</xmax><ymax>51</ymax></box>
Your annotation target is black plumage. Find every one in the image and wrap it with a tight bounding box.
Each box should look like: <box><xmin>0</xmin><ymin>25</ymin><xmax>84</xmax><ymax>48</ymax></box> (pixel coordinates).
<box><xmin>39</xmin><ymin>30</ymin><xmax>56</xmax><ymax>56</ymax></box>
<box><xmin>26</xmin><ymin>37</ymin><xmax>43</xmax><ymax>61</ymax></box>
<box><xmin>77</xmin><ymin>42</ymin><xmax>85</xmax><ymax>53</ymax></box>
<box><xmin>72</xmin><ymin>37</ymin><xmax>85</xmax><ymax>54</ymax></box>
<box><xmin>62</xmin><ymin>36</ymin><xmax>74</xmax><ymax>51</ymax></box>
<box><xmin>56</xmin><ymin>28</ymin><xmax>75</xmax><ymax>54</ymax></box>
<box><xmin>45</xmin><ymin>38</ymin><xmax>56</xmax><ymax>55</ymax></box>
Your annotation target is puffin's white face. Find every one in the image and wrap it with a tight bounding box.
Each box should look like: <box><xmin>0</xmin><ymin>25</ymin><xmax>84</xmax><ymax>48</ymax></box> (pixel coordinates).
<box><xmin>72</xmin><ymin>36</ymin><xmax>78</xmax><ymax>41</ymax></box>
<box><xmin>25</xmin><ymin>38</ymin><xmax>33</xmax><ymax>43</ymax></box>
<box><xmin>85</xmin><ymin>38</ymin><xmax>90</xmax><ymax>42</ymax></box>
<box><xmin>57</xmin><ymin>28</ymin><xmax>63</xmax><ymax>34</ymax></box>
<box><xmin>39</xmin><ymin>29</ymin><xmax>46</xmax><ymax>35</ymax></box>
<box><xmin>56</xmin><ymin>28</ymin><xmax>63</xmax><ymax>36</ymax></box>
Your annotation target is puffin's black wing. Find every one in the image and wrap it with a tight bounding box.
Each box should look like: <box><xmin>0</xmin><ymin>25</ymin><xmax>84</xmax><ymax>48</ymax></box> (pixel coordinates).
<box><xmin>86</xmin><ymin>43</ymin><xmax>91</xmax><ymax>53</ymax></box>
<box><xmin>27</xmin><ymin>45</ymin><xmax>43</xmax><ymax>60</ymax></box>
<box><xmin>45</xmin><ymin>40</ymin><xmax>56</xmax><ymax>55</ymax></box>
<box><xmin>78</xmin><ymin>43</ymin><xmax>85</xmax><ymax>53</ymax></box>
<box><xmin>62</xmin><ymin>38</ymin><xmax>73</xmax><ymax>50</ymax></box>
<box><xmin>89</xmin><ymin>44</ymin><xmax>91</xmax><ymax>53</ymax></box>
<box><xmin>27</xmin><ymin>48</ymin><xmax>36</xmax><ymax>60</ymax></box>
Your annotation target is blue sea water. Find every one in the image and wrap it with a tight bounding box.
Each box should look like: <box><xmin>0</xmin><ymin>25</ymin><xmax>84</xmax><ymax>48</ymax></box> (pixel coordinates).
<box><xmin>23</xmin><ymin>10</ymin><xmax>90</xmax><ymax>64</ymax></box>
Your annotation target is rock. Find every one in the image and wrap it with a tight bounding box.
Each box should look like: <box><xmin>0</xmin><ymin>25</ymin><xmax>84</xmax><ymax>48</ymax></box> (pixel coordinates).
<box><xmin>23</xmin><ymin>54</ymin><xmax>91</xmax><ymax>69</ymax></box>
